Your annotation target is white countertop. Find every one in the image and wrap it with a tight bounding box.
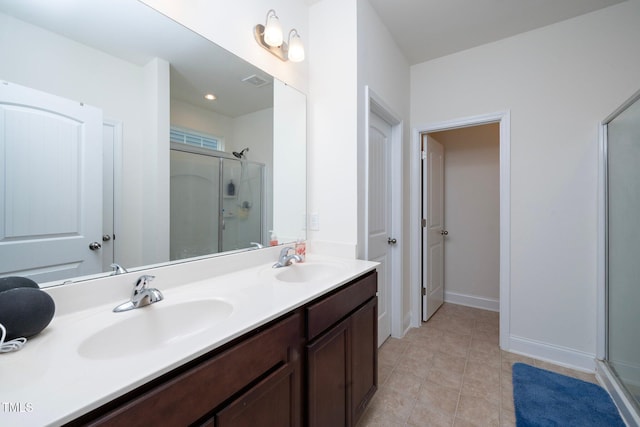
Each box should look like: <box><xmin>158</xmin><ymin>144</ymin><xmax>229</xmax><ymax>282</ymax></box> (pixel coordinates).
<box><xmin>0</xmin><ymin>254</ymin><xmax>377</xmax><ymax>426</ymax></box>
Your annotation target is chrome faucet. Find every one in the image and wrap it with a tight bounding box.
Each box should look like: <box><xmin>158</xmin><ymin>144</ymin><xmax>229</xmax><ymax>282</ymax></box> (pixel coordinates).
<box><xmin>273</xmin><ymin>246</ymin><xmax>302</xmax><ymax>268</ymax></box>
<box><xmin>113</xmin><ymin>275</ymin><xmax>164</xmax><ymax>312</ymax></box>
<box><xmin>250</xmin><ymin>241</ymin><xmax>264</xmax><ymax>249</ymax></box>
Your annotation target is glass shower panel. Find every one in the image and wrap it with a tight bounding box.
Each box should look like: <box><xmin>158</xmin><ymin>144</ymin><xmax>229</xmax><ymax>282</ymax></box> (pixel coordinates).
<box><xmin>170</xmin><ymin>150</ymin><xmax>221</xmax><ymax>260</ymax></box>
<box><xmin>607</xmin><ymin>95</ymin><xmax>640</xmax><ymax>408</ymax></box>
<box><xmin>221</xmin><ymin>159</ymin><xmax>264</xmax><ymax>252</ymax></box>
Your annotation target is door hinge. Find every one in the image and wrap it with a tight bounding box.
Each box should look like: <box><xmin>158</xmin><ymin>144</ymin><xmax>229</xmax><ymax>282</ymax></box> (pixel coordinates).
<box><xmin>420</xmin><ymin>150</ymin><xmax>426</xmax><ymax>160</ymax></box>
<box><xmin>422</xmin><ymin>287</ymin><xmax>426</xmax><ymax>296</ymax></box>
<box><xmin>421</xmin><ymin>218</ymin><xmax>427</xmax><ymax>228</ymax></box>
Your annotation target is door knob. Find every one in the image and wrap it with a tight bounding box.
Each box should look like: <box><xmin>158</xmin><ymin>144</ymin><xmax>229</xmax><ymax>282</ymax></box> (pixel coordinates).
<box><xmin>89</xmin><ymin>242</ymin><xmax>102</xmax><ymax>250</ymax></box>
<box><xmin>440</xmin><ymin>230</ymin><xmax>449</xmax><ymax>236</ymax></box>
<box><xmin>102</xmin><ymin>234</ymin><xmax>112</xmax><ymax>242</ymax></box>
<box><xmin>387</xmin><ymin>237</ymin><xmax>397</xmax><ymax>245</ymax></box>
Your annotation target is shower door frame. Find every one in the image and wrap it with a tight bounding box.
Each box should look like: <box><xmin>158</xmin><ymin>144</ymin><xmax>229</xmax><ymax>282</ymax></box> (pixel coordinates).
<box><xmin>170</xmin><ymin>143</ymin><xmax>266</xmax><ymax>257</ymax></box>
<box><xmin>596</xmin><ymin>88</ymin><xmax>640</xmax><ymax>426</ymax></box>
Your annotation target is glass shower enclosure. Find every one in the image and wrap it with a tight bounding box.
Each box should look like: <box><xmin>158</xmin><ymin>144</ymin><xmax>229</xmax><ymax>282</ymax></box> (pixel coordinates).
<box><xmin>169</xmin><ymin>147</ymin><xmax>265</xmax><ymax>260</ymax></box>
<box><xmin>603</xmin><ymin>89</ymin><xmax>640</xmax><ymax>421</ymax></box>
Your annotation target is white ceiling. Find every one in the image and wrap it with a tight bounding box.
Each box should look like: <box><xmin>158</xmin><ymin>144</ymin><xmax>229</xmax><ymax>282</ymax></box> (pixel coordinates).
<box><xmin>366</xmin><ymin>0</ymin><xmax>627</xmax><ymax>65</ymax></box>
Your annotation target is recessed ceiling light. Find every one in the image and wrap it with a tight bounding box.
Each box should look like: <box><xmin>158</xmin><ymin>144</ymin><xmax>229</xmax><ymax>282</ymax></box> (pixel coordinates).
<box><xmin>204</xmin><ymin>93</ymin><xmax>216</xmax><ymax>100</ymax></box>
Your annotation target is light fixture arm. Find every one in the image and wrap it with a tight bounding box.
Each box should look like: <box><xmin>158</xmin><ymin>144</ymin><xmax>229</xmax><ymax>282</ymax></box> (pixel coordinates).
<box><xmin>265</xmin><ymin>9</ymin><xmax>278</xmax><ymax>25</ymax></box>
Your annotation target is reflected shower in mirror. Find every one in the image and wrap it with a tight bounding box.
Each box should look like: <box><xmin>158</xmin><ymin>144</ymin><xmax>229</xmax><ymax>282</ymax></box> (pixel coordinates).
<box><xmin>0</xmin><ymin>0</ymin><xmax>306</xmax><ymax>287</ymax></box>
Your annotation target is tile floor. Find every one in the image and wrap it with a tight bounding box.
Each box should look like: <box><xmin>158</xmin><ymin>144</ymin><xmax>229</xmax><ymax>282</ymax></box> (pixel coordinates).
<box><xmin>357</xmin><ymin>303</ymin><xmax>598</xmax><ymax>427</ymax></box>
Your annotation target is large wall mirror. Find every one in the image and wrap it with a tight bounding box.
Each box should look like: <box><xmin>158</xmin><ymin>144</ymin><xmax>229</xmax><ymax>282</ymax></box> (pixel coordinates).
<box><xmin>0</xmin><ymin>0</ymin><xmax>307</xmax><ymax>287</ymax></box>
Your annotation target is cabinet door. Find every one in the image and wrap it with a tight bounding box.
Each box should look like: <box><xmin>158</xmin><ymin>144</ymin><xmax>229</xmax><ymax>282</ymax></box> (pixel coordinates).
<box><xmin>306</xmin><ymin>318</ymin><xmax>350</xmax><ymax>427</ymax></box>
<box><xmin>216</xmin><ymin>361</ymin><xmax>300</xmax><ymax>427</ymax></box>
<box><xmin>80</xmin><ymin>313</ymin><xmax>302</xmax><ymax>427</ymax></box>
<box><xmin>350</xmin><ymin>297</ymin><xmax>378</xmax><ymax>425</ymax></box>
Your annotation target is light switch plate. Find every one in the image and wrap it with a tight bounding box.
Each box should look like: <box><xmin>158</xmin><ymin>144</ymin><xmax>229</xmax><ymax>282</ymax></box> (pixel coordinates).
<box><xmin>309</xmin><ymin>213</ymin><xmax>320</xmax><ymax>231</ymax></box>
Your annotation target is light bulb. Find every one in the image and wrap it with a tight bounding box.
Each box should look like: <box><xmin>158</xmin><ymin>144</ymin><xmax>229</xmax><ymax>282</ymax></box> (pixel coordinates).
<box><xmin>263</xmin><ymin>11</ymin><xmax>283</xmax><ymax>47</ymax></box>
<box><xmin>287</xmin><ymin>30</ymin><xmax>305</xmax><ymax>62</ymax></box>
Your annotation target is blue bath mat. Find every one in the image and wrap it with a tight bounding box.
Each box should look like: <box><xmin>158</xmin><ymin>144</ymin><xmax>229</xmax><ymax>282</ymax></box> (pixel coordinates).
<box><xmin>512</xmin><ymin>363</ymin><xmax>625</xmax><ymax>427</ymax></box>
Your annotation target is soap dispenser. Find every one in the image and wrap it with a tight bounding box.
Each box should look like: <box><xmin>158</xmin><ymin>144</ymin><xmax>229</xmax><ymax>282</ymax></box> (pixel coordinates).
<box><xmin>294</xmin><ymin>238</ymin><xmax>306</xmax><ymax>262</ymax></box>
<box><xmin>269</xmin><ymin>230</ymin><xmax>278</xmax><ymax>246</ymax></box>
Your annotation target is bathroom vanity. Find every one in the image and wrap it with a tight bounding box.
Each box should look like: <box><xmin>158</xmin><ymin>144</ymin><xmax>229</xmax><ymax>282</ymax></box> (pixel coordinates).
<box><xmin>0</xmin><ymin>251</ymin><xmax>377</xmax><ymax>427</ymax></box>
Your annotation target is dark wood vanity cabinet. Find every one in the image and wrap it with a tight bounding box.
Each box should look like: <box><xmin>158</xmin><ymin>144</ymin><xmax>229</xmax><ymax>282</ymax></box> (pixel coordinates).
<box><xmin>68</xmin><ymin>270</ymin><xmax>377</xmax><ymax>427</ymax></box>
<box><xmin>306</xmin><ymin>270</ymin><xmax>378</xmax><ymax>427</ymax></box>
<box><xmin>73</xmin><ymin>312</ymin><xmax>304</xmax><ymax>427</ymax></box>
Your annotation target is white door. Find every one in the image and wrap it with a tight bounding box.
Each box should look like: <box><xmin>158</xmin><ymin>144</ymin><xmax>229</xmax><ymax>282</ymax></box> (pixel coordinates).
<box><xmin>422</xmin><ymin>134</ymin><xmax>445</xmax><ymax>321</ymax></box>
<box><xmin>0</xmin><ymin>81</ymin><xmax>103</xmax><ymax>284</ymax></box>
<box><xmin>368</xmin><ymin>112</ymin><xmax>395</xmax><ymax>346</ymax></box>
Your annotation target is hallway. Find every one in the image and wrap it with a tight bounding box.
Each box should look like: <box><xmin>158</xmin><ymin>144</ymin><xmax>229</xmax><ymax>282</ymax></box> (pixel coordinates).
<box><xmin>358</xmin><ymin>303</ymin><xmax>597</xmax><ymax>426</ymax></box>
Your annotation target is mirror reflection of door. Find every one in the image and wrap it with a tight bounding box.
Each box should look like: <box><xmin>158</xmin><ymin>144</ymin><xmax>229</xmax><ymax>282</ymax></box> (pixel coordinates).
<box><xmin>0</xmin><ymin>81</ymin><xmax>103</xmax><ymax>283</ymax></box>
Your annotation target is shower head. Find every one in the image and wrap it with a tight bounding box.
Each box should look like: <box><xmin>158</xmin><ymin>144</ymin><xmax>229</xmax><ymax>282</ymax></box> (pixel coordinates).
<box><xmin>232</xmin><ymin>148</ymin><xmax>249</xmax><ymax>159</ymax></box>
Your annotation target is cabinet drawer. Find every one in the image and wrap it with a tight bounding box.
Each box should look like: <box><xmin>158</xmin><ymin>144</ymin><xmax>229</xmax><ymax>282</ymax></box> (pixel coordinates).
<box><xmin>84</xmin><ymin>312</ymin><xmax>302</xmax><ymax>427</ymax></box>
<box><xmin>306</xmin><ymin>270</ymin><xmax>376</xmax><ymax>341</ymax></box>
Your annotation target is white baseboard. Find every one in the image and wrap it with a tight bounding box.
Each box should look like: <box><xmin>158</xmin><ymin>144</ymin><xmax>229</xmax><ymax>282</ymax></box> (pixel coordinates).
<box><xmin>402</xmin><ymin>312</ymin><xmax>412</xmax><ymax>336</ymax></box>
<box><xmin>444</xmin><ymin>291</ymin><xmax>499</xmax><ymax>312</ymax></box>
<box><xmin>507</xmin><ymin>334</ymin><xmax>597</xmax><ymax>372</ymax></box>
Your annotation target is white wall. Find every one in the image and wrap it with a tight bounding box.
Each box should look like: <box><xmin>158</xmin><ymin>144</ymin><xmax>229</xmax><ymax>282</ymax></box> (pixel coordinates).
<box><xmin>411</xmin><ymin>1</ymin><xmax>640</xmax><ymax>365</ymax></box>
<box><xmin>356</xmin><ymin>0</ymin><xmax>411</xmax><ymax>330</ymax></box>
<box><xmin>307</xmin><ymin>0</ymin><xmax>359</xmax><ymax>251</ymax></box>
<box><xmin>430</xmin><ymin>124</ymin><xmax>500</xmax><ymax>310</ymax></box>
<box><xmin>171</xmin><ymin>99</ymin><xmax>234</xmax><ymax>145</ymax></box>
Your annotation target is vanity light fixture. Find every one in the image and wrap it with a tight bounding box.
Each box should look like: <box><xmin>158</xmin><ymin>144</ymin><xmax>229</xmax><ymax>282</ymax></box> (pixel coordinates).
<box><xmin>254</xmin><ymin>9</ymin><xmax>305</xmax><ymax>62</ymax></box>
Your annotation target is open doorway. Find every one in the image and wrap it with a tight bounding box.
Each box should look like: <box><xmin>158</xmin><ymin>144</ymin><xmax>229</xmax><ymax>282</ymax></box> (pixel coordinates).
<box><xmin>410</xmin><ymin>111</ymin><xmax>511</xmax><ymax>349</ymax></box>
<box><xmin>422</xmin><ymin>124</ymin><xmax>500</xmax><ymax>321</ymax></box>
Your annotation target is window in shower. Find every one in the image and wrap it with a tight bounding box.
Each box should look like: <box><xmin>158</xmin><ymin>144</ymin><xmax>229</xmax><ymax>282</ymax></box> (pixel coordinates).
<box><xmin>170</xmin><ymin>126</ymin><xmax>224</xmax><ymax>151</ymax></box>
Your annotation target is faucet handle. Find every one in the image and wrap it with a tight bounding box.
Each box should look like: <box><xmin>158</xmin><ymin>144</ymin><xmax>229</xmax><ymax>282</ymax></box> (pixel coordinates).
<box><xmin>278</xmin><ymin>246</ymin><xmax>293</xmax><ymax>257</ymax></box>
<box><xmin>132</xmin><ymin>275</ymin><xmax>155</xmax><ymax>297</ymax></box>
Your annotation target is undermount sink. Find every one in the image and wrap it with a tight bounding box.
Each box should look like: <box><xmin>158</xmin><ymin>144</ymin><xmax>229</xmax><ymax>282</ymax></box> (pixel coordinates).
<box><xmin>273</xmin><ymin>262</ymin><xmax>347</xmax><ymax>283</ymax></box>
<box><xmin>78</xmin><ymin>299</ymin><xmax>233</xmax><ymax>360</ymax></box>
